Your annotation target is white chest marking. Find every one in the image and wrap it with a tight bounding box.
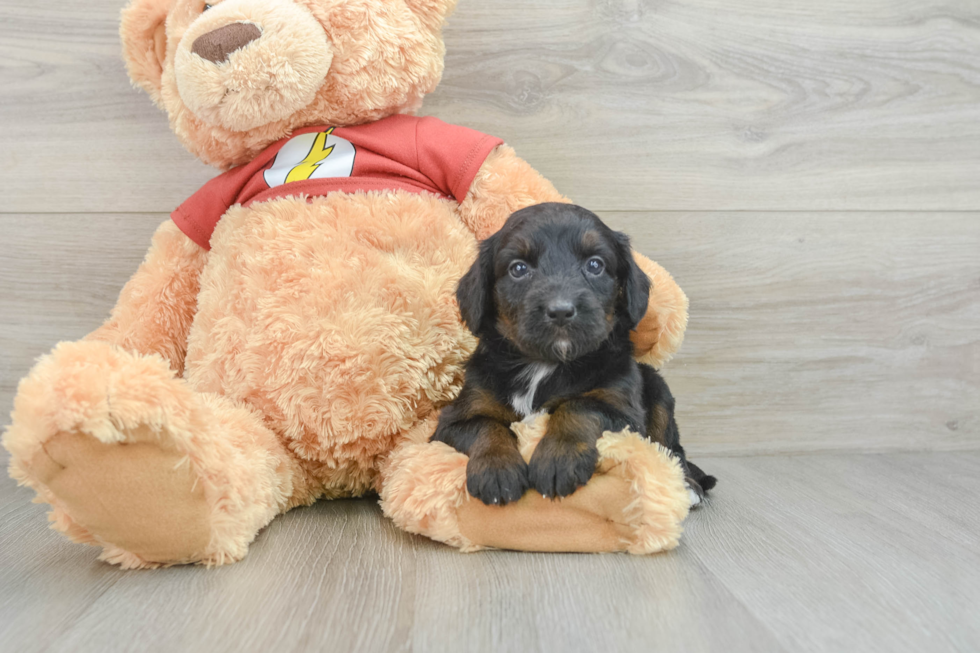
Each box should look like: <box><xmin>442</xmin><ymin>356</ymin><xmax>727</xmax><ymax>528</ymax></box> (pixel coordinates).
<box><xmin>510</xmin><ymin>363</ymin><xmax>557</xmax><ymax>417</ymax></box>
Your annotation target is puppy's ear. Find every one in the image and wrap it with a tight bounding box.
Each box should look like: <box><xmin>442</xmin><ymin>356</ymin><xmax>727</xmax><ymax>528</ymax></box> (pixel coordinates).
<box><xmin>457</xmin><ymin>233</ymin><xmax>499</xmax><ymax>336</ymax></box>
<box><xmin>614</xmin><ymin>232</ymin><xmax>652</xmax><ymax>330</ymax></box>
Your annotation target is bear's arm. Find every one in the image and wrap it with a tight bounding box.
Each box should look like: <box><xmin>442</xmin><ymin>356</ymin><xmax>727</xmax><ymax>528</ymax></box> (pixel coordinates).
<box><xmin>456</xmin><ymin>144</ymin><xmax>569</xmax><ymax>240</ymax></box>
<box><xmin>84</xmin><ymin>220</ymin><xmax>208</xmax><ymax>375</ymax></box>
<box><xmin>456</xmin><ymin>145</ymin><xmax>688</xmax><ymax>366</ymax></box>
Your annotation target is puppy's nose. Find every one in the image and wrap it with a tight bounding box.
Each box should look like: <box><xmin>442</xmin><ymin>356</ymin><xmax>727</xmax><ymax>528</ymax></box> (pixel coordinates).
<box><xmin>545</xmin><ymin>301</ymin><xmax>576</xmax><ymax>326</ymax></box>
<box><xmin>192</xmin><ymin>23</ymin><xmax>262</xmax><ymax>64</ymax></box>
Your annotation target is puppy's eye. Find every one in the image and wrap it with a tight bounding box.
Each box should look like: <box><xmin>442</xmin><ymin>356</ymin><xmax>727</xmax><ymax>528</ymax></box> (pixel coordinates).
<box><xmin>585</xmin><ymin>257</ymin><xmax>605</xmax><ymax>275</ymax></box>
<box><xmin>509</xmin><ymin>261</ymin><xmax>530</xmax><ymax>279</ymax></box>
<box><xmin>204</xmin><ymin>3</ymin><xmax>213</xmax><ymax>10</ymax></box>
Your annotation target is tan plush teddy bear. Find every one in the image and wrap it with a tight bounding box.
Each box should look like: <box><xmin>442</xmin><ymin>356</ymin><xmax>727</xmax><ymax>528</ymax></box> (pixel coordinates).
<box><xmin>3</xmin><ymin>0</ymin><xmax>690</xmax><ymax>568</ymax></box>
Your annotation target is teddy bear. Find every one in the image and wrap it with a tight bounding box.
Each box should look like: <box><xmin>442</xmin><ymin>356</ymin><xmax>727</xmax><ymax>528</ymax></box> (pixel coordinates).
<box><xmin>3</xmin><ymin>0</ymin><xmax>691</xmax><ymax>568</ymax></box>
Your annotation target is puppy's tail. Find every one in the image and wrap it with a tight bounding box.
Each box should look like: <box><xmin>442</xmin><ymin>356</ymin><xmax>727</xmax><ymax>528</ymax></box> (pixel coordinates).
<box><xmin>686</xmin><ymin>461</ymin><xmax>717</xmax><ymax>493</ymax></box>
<box><xmin>683</xmin><ymin>459</ymin><xmax>717</xmax><ymax>508</ymax></box>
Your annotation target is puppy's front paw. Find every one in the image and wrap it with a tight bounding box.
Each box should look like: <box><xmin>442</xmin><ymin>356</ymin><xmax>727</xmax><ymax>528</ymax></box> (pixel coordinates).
<box><xmin>466</xmin><ymin>449</ymin><xmax>530</xmax><ymax>506</ymax></box>
<box><xmin>528</xmin><ymin>438</ymin><xmax>599</xmax><ymax>499</ymax></box>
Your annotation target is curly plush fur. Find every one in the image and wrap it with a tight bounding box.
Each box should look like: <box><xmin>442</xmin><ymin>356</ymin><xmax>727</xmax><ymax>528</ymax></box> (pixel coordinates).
<box><xmin>3</xmin><ymin>0</ymin><xmax>690</xmax><ymax>567</ymax></box>
<box><xmin>380</xmin><ymin>413</ymin><xmax>691</xmax><ymax>554</ymax></box>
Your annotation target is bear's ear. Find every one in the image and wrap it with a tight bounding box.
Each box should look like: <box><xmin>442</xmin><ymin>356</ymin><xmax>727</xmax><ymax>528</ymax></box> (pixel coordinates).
<box><xmin>404</xmin><ymin>0</ymin><xmax>459</xmax><ymax>31</ymax></box>
<box><xmin>120</xmin><ymin>0</ymin><xmax>172</xmax><ymax>105</ymax></box>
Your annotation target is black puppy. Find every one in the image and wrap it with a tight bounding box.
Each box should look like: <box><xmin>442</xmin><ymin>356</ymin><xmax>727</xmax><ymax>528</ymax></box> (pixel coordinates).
<box><xmin>433</xmin><ymin>202</ymin><xmax>716</xmax><ymax>507</ymax></box>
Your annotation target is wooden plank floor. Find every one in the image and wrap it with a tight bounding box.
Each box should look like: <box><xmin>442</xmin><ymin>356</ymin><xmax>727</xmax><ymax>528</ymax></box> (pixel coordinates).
<box><xmin>2</xmin><ymin>0</ymin><xmax>979</xmax><ymax>651</ymax></box>
<box><xmin>2</xmin><ymin>452</ymin><xmax>979</xmax><ymax>653</ymax></box>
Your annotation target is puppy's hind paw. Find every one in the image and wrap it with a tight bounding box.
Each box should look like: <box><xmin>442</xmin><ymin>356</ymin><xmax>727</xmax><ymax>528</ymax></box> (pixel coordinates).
<box><xmin>687</xmin><ymin>485</ymin><xmax>702</xmax><ymax>508</ymax></box>
<box><xmin>685</xmin><ymin>477</ymin><xmax>714</xmax><ymax>509</ymax></box>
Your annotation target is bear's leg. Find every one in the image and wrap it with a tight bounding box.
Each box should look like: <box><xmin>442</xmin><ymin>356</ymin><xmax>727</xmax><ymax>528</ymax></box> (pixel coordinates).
<box><xmin>3</xmin><ymin>340</ymin><xmax>310</xmax><ymax>568</ymax></box>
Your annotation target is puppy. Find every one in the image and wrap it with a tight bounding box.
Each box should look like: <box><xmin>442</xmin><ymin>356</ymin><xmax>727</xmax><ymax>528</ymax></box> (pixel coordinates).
<box><xmin>433</xmin><ymin>203</ymin><xmax>716</xmax><ymax>506</ymax></box>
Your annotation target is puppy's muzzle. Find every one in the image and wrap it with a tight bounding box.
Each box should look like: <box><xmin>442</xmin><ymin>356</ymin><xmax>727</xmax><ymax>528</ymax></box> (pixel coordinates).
<box><xmin>545</xmin><ymin>300</ymin><xmax>576</xmax><ymax>327</ymax></box>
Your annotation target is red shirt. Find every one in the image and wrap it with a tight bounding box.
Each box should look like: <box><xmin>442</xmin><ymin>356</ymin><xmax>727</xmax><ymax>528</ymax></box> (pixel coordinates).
<box><xmin>172</xmin><ymin>115</ymin><xmax>504</xmax><ymax>250</ymax></box>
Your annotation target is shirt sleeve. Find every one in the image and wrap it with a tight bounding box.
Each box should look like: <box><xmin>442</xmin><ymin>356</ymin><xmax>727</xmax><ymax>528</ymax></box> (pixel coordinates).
<box><xmin>415</xmin><ymin>117</ymin><xmax>504</xmax><ymax>203</ymax></box>
<box><xmin>171</xmin><ymin>163</ymin><xmax>257</xmax><ymax>250</ymax></box>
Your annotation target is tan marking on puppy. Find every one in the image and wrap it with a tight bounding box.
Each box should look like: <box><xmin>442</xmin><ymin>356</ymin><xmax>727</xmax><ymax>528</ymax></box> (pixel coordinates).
<box><xmin>582</xmin><ymin>388</ymin><xmax>633</xmax><ymax>415</ymax></box>
<box><xmin>494</xmin><ymin>299</ymin><xmax>521</xmax><ymax>344</ymax></box>
<box><xmin>581</xmin><ymin>229</ymin><xmax>601</xmax><ymax>250</ymax></box>
<box><xmin>468</xmin><ymin>422</ymin><xmax>519</xmax><ymax>458</ymax></box>
<box><xmin>650</xmin><ymin>404</ymin><xmax>671</xmax><ymax>445</ymax></box>
<box><xmin>509</xmin><ymin>234</ymin><xmax>535</xmax><ymax>261</ymax></box>
<box><xmin>547</xmin><ymin>405</ymin><xmax>602</xmax><ymax>443</ymax></box>
<box><xmin>464</xmin><ymin>387</ymin><xmax>520</xmax><ymax>426</ymax></box>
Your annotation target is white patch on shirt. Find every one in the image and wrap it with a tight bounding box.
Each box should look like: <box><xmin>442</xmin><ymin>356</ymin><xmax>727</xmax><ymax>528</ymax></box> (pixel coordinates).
<box><xmin>263</xmin><ymin>129</ymin><xmax>356</xmax><ymax>188</ymax></box>
<box><xmin>510</xmin><ymin>363</ymin><xmax>557</xmax><ymax>418</ymax></box>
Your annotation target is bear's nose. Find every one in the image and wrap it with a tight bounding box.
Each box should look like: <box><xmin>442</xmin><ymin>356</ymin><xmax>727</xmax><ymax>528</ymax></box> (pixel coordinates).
<box><xmin>191</xmin><ymin>22</ymin><xmax>262</xmax><ymax>64</ymax></box>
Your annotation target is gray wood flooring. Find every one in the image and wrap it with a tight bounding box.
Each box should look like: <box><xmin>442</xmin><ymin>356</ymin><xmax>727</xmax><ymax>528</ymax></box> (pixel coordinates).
<box><xmin>2</xmin><ymin>452</ymin><xmax>978</xmax><ymax>653</ymax></box>
<box><xmin>1</xmin><ymin>0</ymin><xmax>979</xmax><ymax>651</ymax></box>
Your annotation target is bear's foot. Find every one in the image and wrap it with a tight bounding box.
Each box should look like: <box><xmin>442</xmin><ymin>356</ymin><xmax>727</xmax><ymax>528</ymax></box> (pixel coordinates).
<box><xmin>4</xmin><ymin>341</ymin><xmax>302</xmax><ymax>568</ymax></box>
<box><xmin>26</xmin><ymin>426</ymin><xmax>213</xmax><ymax>568</ymax></box>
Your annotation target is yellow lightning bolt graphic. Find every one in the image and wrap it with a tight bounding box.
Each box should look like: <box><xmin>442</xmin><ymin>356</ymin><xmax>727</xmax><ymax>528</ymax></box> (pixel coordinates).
<box><xmin>285</xmin><ymin>128</ymin><xmax>336</xmax><ymax>183</ymax></box>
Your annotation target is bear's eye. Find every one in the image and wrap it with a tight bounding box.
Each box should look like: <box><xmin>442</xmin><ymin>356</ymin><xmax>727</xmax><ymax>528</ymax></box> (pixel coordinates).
<box><xmin>585</xmin><ymin>257</ymin><xmax>605</xmax><ymax>275</ymax></box>
<box><xmin>509</xmin><ymin>261</ymin><xmax>530</xmax><ymax>279</ymax></box>
<box><xmin>203</xmin><ymin>3</ymin><xmax>213</xmax><ymax>10</ymax></box>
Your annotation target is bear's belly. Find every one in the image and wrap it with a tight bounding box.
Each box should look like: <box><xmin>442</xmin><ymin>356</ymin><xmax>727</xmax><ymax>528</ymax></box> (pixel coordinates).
<box><xmin>183</xmin><ymin>192</ymin><xmax>477</xmax><ymax>494</ymax></box>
